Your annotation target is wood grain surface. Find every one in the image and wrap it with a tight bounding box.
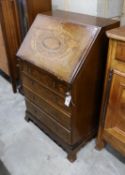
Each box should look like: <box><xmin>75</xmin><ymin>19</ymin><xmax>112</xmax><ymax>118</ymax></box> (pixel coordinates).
<box><xmin>18</xmin><ymin>11</ymin><xmax>120</xmax><ymax>162</ymax></box>
<box><xmin>17</xmin><ymin>14</ymin><xmax>99</xmax><ymax>82</ymax></box>
<box><xmin>106</xmin><ymin>26</ymin><xmax>125</xmax><ymax>42</ymax></box>
<box><xmin>96</xmin><ymin>27</ymin><xmax>125</xmax><ymax>157</ymax></box>
<box><xmin>0</xmin><ymin>23</ymin><xmax>9</xmax><ymax>75</ymax></box>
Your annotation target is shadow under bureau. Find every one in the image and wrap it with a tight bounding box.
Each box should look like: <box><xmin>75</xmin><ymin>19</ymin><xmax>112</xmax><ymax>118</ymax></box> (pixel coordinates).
<box><xmin>17</xmin><ymin>12</ymin><xmax>119</xmax><ymax>162</ymax></box>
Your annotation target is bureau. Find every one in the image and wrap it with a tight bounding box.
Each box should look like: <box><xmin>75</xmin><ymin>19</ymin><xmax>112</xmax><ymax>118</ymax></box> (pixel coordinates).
<box><xmin>96</xmin><ymin>26</ymin><xmax>125</xmax><ymax>156</ymax></box>
<box><xmin>17</xmin><ymin>13</ymin><xmax>119</xmax><ymax>162</ymax></box>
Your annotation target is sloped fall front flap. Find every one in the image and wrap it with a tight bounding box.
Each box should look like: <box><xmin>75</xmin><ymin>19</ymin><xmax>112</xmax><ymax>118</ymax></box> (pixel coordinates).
<box><xmin>17</xmin><ymin>14</ymin><xmax>99</xmax><ymax>82</ymax></box>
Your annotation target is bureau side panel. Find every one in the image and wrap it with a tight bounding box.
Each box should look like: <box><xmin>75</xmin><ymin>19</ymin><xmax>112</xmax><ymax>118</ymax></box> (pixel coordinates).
<box><xmin>71</xmin><ymin>22</ymin><xmax>120</xmax><ymax>145</ymax></box>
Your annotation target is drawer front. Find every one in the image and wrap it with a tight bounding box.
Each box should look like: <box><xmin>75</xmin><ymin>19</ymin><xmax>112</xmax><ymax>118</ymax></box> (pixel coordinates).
<box><xmin>26</xmin><ymin>100</ymin><xmax>71</xmax><ymax>144</ymax></box>
<box><xmin>22</xmin><ymin>74</ymin><xmax>71</xmax><ymax>113</ymax></box>
<box><xmin>21</xmin><ymin>61</ymin><xmax>68</xmax><ymax>96</ymax></box>
<box><xmin>24</xmin><ymin>87</ymin><xmax>71</xmax><ymax>130</ymax></box>
<box><xmin>116</xmin><ymin>41</ymin><xmax>125</xmax><ymax>62</ymax></box>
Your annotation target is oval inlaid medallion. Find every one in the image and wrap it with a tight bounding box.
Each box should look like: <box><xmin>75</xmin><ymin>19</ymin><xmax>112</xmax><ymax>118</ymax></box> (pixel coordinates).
<box><xmin>31</xmin><ymin>28</ymin><xmax>79</xmax><ymax>60</ymax></box>
<box><xmin>42</xmin><ymin>37</ymin><xmax>61</xmax><ymax>51</ymax></box>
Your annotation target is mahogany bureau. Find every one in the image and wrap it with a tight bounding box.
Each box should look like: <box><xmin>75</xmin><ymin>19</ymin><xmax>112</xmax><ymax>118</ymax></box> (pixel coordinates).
<box><xmin>17</xmin><ymin>12</ymin><xmax>119</xmax><ymax>162</ymax></box>
<box><xmin>96</xmin><ymin>26</ymin><xmax>125</xmax><ymax>156</ymax></box>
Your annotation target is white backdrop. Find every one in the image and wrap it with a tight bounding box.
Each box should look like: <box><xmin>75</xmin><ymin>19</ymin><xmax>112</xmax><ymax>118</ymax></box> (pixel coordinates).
<box><xmin>52</xmin><ymin>0</ymin><xmax>124</xmax><ymax>18</ymax></box>
<box><xmin>52</xmin><ymin>0</ymin><xmax>97</xmax><ymax>16</ymax></box>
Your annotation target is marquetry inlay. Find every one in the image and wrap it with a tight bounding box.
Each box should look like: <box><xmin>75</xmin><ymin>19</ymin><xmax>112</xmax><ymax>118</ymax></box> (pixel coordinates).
<box><xmin>17</xmin><ymin>15</ymin><xmax>99</xmax><ymax>82</ymax></box>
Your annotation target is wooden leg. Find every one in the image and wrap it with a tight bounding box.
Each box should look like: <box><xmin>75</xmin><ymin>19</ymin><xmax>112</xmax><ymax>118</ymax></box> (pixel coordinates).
<box><xmin>96</xmin><ymin>139</ymin><xmax>105</xmax><ymax>150</ymax></box>
<box><xmin>11</xmin><ymin>77</ymin><xmax>17</xmax><ymax>93</ymax></box>
<box><xmin>18</xmin><ymin>84</ymin><xmax>24</xmax><ymax>95</ymax></box>
<box><xmin>96</xmin><ymin>125</ymin><xmax>105</xmax><ymax>150</ymax></box>
<box><xmin>67</xmin><ymin>152</ymin><xmax>77</xmax><ymax>162</ymax></box>
<box><xmin>25</xmin><ymin>114</ymin><xmax>30</xmax><ymax>122</ymax></box>
<box><xmin>12</xmin><ymin>81</ymin><xmax>17</xmax><ymax>93</ymax></box>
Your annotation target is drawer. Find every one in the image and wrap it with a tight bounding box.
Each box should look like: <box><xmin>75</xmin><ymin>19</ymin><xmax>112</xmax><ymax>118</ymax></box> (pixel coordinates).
<box><xmin>24</xmin><ymin>87</ymin><xmax>71</xmax><ymax>130</ymax></box>
<box><xmin>20</xmin><ymin>61</ymin><xmax>68</xmax><ymax>96</ymax></box>
<box><xmin>116</xmin><ymin>41</ymin><xmax>125</xmax><ymax>62</ymax></box>
<box><xmin>26</xmin><ymin>100</ymin><xmax>71</xmax><ymax>144</ymax></box>
<box><xmin>22</xmin><ymin>73</ymin><xmax>71</xmax><ymax>113</ymax></box>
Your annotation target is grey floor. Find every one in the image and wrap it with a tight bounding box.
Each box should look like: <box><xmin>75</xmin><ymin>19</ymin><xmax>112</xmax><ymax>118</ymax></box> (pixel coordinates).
<box><xmin>0</xmin><ymin>76</ymin><xmax>125</xmax><ymax>175</ymax></box>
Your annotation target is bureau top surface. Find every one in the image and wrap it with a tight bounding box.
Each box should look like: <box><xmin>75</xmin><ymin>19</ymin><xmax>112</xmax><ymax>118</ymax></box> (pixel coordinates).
<box><xmin>44</xmin><ymin>10</ymin><xmax>119</xmax><ymax>28</ymax></box>
<box><xmin>106</xmin><ymin>26</ymin><xmax>125</xmax><ymax>42</ymax></box>
<box><xmin>17</xmin><ymin>14</ymin><xmax>99</xmax><ymax>82</ymax></box>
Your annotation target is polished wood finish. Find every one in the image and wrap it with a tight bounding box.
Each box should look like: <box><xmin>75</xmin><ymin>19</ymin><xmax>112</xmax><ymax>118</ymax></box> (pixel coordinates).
<box><xmin>44</xmin><ymin>10</ymin><xmax>119</xmax><ymax>27</ymax></box>
<box><xmin>25</xmin><ymin>0</ymin><xmax>51</xmax><ymax>27</ymax></box>
<box><xmin>0</xmin><ymin>0</ymin><xmax>21</xmax><ymax>92</ymax></box>
<box><xmin>21</xmin><ymin>62</ymin><xmax>68</xmax><ymax>95</ymax></box>
<box><xmin>96</xmin><ymin>26</ymin><xmax>125</xmax><ymax>157</ymax></box>
<box><xmin>24</xmin><ymin>87</ymin><xmax>71</xmax><ymax>130</ymax></box>
<box><xmin>116</xmin><ymin>41</ymin><xmax>125</xmax><ymax>62</ymax></box>
<box><xmin>17</xmin><ymin>14</ymin><xmax>99</xmax><ymax>82</ymax></box>
<box><xmin>17</xmin><ymin>11</ymin><xmax>120</xmax><ymax>162</ymax></box>
<box><xmin>0</xmin><ymin>0</ymin><xmax>51</xmax><ymax>92</ymax></box>
<box><xmin>0</xmin><ymin>23</ymin><xmax>9</xmax><ymax>75</ymax></box>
